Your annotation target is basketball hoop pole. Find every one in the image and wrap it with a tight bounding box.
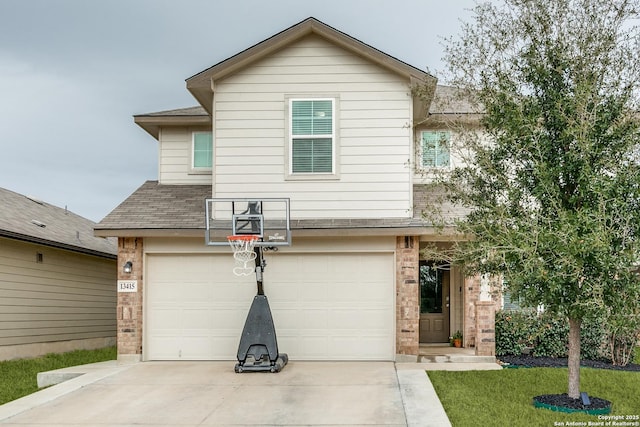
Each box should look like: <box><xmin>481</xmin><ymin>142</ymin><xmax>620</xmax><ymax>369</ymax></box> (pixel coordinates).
<box><xmin>254</xmin><ymin>246</ymin><xmax>266</xmax><ymax>295</ymax></box>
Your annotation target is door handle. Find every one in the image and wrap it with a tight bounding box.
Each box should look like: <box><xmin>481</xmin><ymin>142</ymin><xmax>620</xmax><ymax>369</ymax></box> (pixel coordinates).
<box><xmin>446</xmin><ymin>304</ymin><xmax>450</xmax><ymax>308</ymax></box>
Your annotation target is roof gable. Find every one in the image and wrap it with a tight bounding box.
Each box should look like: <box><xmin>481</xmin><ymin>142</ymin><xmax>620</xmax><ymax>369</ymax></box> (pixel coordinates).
<box><xmin>186</xmin><ymin>17</ymin><xmax>436</xmax><ymax>114</ymax></box>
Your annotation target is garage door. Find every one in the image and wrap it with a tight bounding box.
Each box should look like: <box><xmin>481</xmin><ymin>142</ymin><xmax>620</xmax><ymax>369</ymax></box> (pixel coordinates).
<box><xmin>145</xmin><ymin>252</ymin><xmax>394</xmax><ymax>361</ymax></box>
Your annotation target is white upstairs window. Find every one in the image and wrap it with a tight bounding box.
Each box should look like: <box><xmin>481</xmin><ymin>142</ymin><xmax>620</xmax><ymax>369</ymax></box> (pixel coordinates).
<box><xmin>421</xmin><ymin>131</ymin><xmax>451</xmax><ymax>168</ymax></box>
<box><xmin>290</xmin><ymin>99</ymin><xmax>335</xmax><ymax>175</ymax></box>
<box><xmin>192</xmin><ymin>131</ymin><xmax>213</xmax><ymax>171</ymax></box>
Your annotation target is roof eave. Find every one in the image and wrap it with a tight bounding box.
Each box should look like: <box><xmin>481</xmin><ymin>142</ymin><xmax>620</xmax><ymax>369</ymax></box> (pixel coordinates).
<box><xmin>0</xmin><ymin>230</ymin><xmax>117</xmax><ymax>259</ymax></box>
<box><xmin>93</xmin><ymin>225</ymin><xmax>459</xmax><ymax>239</ymax></box>
<box><xmin>133</xmin><ymin>114</ymin><xmax>212</xmax><ymax>140</ymax></box>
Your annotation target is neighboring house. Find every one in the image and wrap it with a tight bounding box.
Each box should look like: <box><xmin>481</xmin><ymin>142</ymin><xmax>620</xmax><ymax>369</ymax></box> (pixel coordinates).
<box><xmin>95</xmin><ymin>17</ymin><xmax>497</xmax><ymax>363</ymax></box>
<box><xmin>0</xmin><ymin>187</ymin><xmax>117</xmax><ymax>360</ymax></box>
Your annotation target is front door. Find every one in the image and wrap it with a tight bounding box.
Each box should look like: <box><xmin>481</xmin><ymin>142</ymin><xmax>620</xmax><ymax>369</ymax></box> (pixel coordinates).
<box><xmin>419</xmin><ymin>261</ymin><xmax>450</xmax><ymax>343</ymax></box>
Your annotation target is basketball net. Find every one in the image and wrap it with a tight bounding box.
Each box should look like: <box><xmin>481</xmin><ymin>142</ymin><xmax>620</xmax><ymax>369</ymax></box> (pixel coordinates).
<box><xmin>227</xmin><ymin>235</ymin><xmax>259</xmax><ymax>276</ymax></box>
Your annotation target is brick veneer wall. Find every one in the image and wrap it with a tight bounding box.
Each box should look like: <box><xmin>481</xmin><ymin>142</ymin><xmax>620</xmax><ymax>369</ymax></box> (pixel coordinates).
<box><xmin>463</xmin><ymin>274</ymin><xmax>498</xmax><ymax>355</ymax></box>
<box><xmin>464</xmin><ymin>275</ymin><xmax>480</xmax><ymax>348</ymax></box>
<box><xmin>396</xmin><ymin>236</ymin><xmax>420</xmax><ymax>356</ymax></box>
<box><xmin>475</xmin><ymin>301</ymin><xmax>496</xmax><ymax>356</ymax></box>
<box><xmin>117</xmin><ymin>237</ymin><xmax>144</xmax><ymax>362</ymax></box>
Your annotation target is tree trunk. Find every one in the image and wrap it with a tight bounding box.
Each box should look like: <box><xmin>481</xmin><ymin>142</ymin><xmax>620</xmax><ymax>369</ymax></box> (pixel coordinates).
<box><xmin>568</xmin><ymin>317</ymin><xmax>581</xmax><ymax>399</ymax></box>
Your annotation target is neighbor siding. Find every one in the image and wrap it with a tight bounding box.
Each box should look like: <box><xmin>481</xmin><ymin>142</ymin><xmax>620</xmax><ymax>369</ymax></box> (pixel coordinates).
<box><xmin>212</xmin><ymin>35</ymin><xmax>413</xmax><ymax>219</ymax></box>
<box><xmin>0</xmin><ymin>238</ymin><xmax>116</xmax><ymax>347</ymax></box>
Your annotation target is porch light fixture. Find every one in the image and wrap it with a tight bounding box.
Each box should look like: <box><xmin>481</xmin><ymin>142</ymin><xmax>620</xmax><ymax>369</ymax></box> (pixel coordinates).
<box><xmin>123</xmin><ymin>261</ymin><xmax>133</xmax><ymax>274</ymax></box>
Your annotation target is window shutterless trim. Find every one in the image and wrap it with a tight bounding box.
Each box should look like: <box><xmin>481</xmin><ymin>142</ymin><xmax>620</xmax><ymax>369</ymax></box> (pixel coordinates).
<box><xmin>285</xmin><ymin>96</ymin><xmax>340</xmax><ymax>180</ymax></box>
<box><xmin>189</xmin><ymin>131</ymin><xmax>213</xmax><ymax>175</ymax></box>
<box><xmin>420</xmin><ymin>130</ymin><xmax>451</xmax><ymax>169</ymax></box>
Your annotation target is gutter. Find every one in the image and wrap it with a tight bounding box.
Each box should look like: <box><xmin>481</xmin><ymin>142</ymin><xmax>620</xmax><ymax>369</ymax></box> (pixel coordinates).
<box><xmin>0</xmin><ymin>230</ymin><xmax>117</xmax><ymax>260</ymax></box>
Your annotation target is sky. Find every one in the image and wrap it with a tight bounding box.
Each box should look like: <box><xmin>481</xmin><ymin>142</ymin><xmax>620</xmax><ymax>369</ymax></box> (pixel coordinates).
<box><xmin>0</xmin><ymin>0</ymin><xmax>475</xmax><ymax>222</ymax></box>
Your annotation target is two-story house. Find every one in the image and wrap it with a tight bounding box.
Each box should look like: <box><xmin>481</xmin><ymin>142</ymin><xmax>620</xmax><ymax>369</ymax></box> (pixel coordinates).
<box><xmin>95</xmin><ymin>17</ymin><xmax>496</xmax><ymax>363</ymax></box>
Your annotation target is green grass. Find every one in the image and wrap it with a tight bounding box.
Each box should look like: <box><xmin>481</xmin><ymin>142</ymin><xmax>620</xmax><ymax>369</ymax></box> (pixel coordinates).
<box><xmin>428</xmin><ymin>366</ymin><xmax>640</xmax><ymax>427</ymax></box>
<box><xmin>0</xmin><ymin>346</ymin><xmax>116</xmax><ymax>405</ymax></box>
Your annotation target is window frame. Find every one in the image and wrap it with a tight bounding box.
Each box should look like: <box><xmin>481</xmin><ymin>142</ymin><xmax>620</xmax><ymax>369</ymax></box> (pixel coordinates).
<box><xmin>420</xmin><ymin>130</ymin><xmax>451</xmax><ymax>170</ymax></box>
<box><xmin>190</xmin><ymin>131</ymin><xmax>213</xmax><ymax>174</ymax></box>
<box><xmin>285</xmin><ymin>96</ymin><xmax>340</xmax><ymax>180</ymax></box>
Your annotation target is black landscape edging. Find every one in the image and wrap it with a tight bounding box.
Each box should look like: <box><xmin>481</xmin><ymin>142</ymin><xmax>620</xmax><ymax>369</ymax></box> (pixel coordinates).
<box><xmin>533</xmin><ymin>394</ymin><xmax>612</xmax><ymax>415</ymax></box>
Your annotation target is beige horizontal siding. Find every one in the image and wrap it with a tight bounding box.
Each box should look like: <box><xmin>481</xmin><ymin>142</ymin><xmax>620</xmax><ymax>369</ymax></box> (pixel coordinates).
<box><xmin>159</xmin><ymin>127</ymin><xmax>212</xmax><ymax>184</ymax></box>
<box><xmin>213</xmin><ymin>34</ymin><xmax>412</xmax><ymax>219</ymax></box>
<box><xmin>0</xmin><ymin>238</ymin><xmax>116</xmax><ymax>347</ymax></box>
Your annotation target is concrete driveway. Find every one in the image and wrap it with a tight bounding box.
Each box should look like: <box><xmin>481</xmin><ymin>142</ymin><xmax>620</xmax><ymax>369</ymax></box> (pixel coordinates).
<box><xmin>0</xmin><ymin>361</ymin><xmax>452</xmax><ymax>426</ymax></box>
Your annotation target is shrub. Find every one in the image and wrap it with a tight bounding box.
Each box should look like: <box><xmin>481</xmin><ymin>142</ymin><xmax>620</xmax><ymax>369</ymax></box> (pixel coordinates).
<box><xmin>580</xmin><ymin>316</ymin><xmax>609</xmax><ymax>361</ymax></box>
<box><xmin>495</xmin><ymin>310</ymin><xmax>610</xmax><ymax>361</ymax></box>
<box><xmin>531</xmin><ymin>312</ymin><xmax>568</xmax><ymax>357</ymax></box>
<box><xmin>495</xmin><ymin>310</ymin><xmax>536</xmax><ymax>356</ymax></box>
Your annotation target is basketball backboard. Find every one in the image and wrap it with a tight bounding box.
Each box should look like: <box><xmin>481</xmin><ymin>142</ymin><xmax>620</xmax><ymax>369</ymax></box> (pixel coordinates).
<box><xmin>205</xmin><ymin>198</ymin><xmax>291</xmax><ymax>247</ymax></box>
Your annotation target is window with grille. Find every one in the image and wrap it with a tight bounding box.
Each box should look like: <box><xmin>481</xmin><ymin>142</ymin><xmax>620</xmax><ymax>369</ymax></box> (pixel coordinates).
<box><xmin>421</xmin><ymin>131</ymin><xmax>450</xmax><ymax>168</ymax></box>
<box><xmin>290</xmin><ymin>99</ymin><xmax>334</xmax><ymax>174</ymax></box>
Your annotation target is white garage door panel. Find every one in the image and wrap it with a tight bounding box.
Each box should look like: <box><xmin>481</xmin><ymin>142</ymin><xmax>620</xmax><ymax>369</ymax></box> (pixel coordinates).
<box><xmin>146</xmin><ymin>255</ymin><xmax>254</xmax><ymax>360</ymax></box>
<box><xmin>146</xmin><ymin>252</ymin><xmax>394</xmax><ymax>361</ymax></box>
<box><xmin>268</xmin><ymin>253</ymin><xmax>394</xmax><ymax>360</ymax></box>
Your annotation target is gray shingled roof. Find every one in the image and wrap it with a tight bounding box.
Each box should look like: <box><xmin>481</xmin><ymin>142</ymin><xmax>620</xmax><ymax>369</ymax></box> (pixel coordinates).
<box><xmin>95</xmin><ymin>181</ymin><xmax>211</xmax><ymax>231</ymax></box>
<box><xmin>134</xmin><ymin>106</ymin><xmax>209</xmax><ymax>117</ymax></box>
<box><xmin>95</xmin><ymin>181</ymin><xmax>465</xmax><ymax>236</ymax></box>
<box><xmin>0</xmin><ymin>187</ymin><xmax>117</xmax><ymax>258</ymax></box>
<box><xmin>429</xmin><ymin>85</ymin><xmax>478</xmax><ymax>115</ymax></box>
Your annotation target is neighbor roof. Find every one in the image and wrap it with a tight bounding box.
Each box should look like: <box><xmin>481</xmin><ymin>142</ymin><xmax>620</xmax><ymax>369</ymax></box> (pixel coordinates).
<box><xmin>186</xmin><ymin>17</ymin><xmax>436</xmax><ymax>115</ymax></box>
<box><xmin>0</xmin><ymin>187</ymin><xmax>117</xmax><ymax>258</ymax></box>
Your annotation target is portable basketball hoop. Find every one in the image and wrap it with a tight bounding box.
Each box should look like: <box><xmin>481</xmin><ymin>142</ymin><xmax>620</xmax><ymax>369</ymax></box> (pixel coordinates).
<box><xmin>206</xmin><ymin>198</ymin><xmax>290</xmax><ymax>373</ymax></box>
<box><xmin>227</xmin><ymin>235</ymin><xmax>259</xmax><ymax>276</ymax></box>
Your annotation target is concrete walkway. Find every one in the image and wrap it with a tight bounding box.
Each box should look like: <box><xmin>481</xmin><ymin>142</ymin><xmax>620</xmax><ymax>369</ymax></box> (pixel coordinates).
<box><xmin>0</xmin><ymin>360</ymin><xmax>501</xmax><ymax>426</ymax></box>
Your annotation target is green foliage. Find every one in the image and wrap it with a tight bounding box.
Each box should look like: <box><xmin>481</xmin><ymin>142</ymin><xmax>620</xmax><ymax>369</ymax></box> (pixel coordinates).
<box><xmin>532</xmin><ymin>313</ymin><xmax>570</xmax><ymax>358</ymax></box>
<box><xmin>602</xmin><ymin>284</ymin><xmax>640</xmax><ymax>365</ymax></box>
<box><xmin>496</xmin><ymin>311</ymin><xmax>611</xmax><ymax>361</ymax></box>
<box><xmin>428</xmin><ymin>368</ymin><xmax>640</xmax><ymax>427</ymax></box>
<box><xmin>431</xmin><ymin>0</ymin><xmax>640</xmax><ymax>397</ymax></box>
<box><xmin>495</xmin><ymin>310</ymin><xmax>534</xmax><ymax>356</ymax></box>
<box><xmin>580</xmin><ymin>316</ymin><xmax>609</xmax><ymax>362</ymax></box>
<box><xmin>436</xmin><ymin>0</ymin><xmax>640</xmax><ymax>317</ymax></box>
<box><xmin>0</xmin><ymin>346</ymin><xmax>116</xmax><ymax>405</ymax></box>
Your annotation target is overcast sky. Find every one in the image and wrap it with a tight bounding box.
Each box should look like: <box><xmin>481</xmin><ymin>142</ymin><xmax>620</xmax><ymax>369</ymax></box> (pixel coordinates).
<box><xmin>0</xmin><ymin>0</ymin><xmax>475</xmax><ymax>222</ymax></box>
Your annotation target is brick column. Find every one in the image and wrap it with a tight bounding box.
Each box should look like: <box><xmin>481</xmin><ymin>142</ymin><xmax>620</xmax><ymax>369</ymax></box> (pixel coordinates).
<box><xmin>475</xmin><ymin>301</ymin><xmax>496</xmax><ymax>356</ymax></box>
<box><xmin>395</xmin><ymin>236</ymin><xmax>419</xmax><ymax>359</ymax></box>
<box><xmin>464</xmin><ymin>275</ymin><xmax>480</xmax><ymax>348</ymax></box>
<box><xmin>117</xmin><ymin>237</ymin><xmax>144</xmax><ymax>363</ymax></box>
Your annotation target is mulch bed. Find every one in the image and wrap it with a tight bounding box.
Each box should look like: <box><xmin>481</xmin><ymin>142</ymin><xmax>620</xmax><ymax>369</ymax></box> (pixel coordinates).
<box><xmin>499</xmin><ymin>354</ymin><xmax>640</xmax><ymax>372</ymax></box>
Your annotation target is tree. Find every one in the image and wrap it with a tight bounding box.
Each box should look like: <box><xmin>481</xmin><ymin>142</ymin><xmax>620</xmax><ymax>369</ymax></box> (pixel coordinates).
<box><xmin>431</xmin><ymin>0</ymin><xmax>640</xmax><ymax>399</ymax></box>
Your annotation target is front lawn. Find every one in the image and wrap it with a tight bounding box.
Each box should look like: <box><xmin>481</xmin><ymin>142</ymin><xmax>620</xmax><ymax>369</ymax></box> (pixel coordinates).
<box><xmin>428</xmin><ymin>366</ymin><xmax>640</xmax><ymax>427</ymax></box>
<box><xmin>0</xmin><ymin>346</ymin><xmax>116</xmax><ymax>405</ymax></box>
